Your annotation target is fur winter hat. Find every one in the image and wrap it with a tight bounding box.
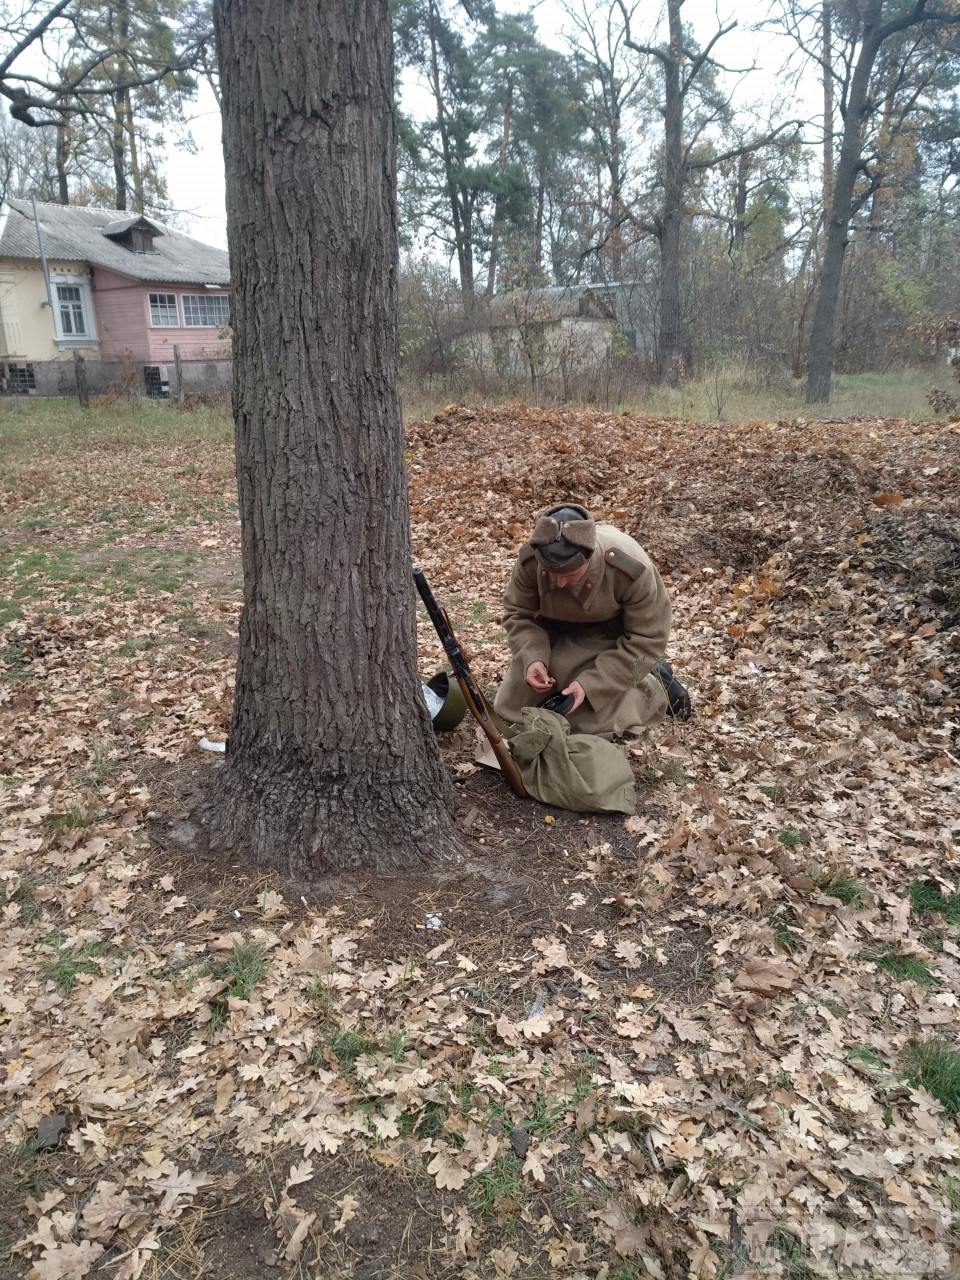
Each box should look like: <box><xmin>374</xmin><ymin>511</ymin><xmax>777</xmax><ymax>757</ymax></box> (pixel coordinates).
<box><xmin>530</xmin><ymin>504</ymin><xmax>596</xmax><ymax>572</ymax></box>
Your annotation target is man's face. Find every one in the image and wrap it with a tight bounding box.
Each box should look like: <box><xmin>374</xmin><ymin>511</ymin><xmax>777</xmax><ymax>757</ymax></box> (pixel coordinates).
<box><xmin>549</xmin><ymin>561</ymin><xmax>590</xmax><ymax>590</ymax></box>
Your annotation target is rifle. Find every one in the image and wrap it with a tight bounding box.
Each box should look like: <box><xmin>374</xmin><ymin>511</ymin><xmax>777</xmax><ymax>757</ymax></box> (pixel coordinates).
<box><xmin>413</xmin><ymin>567</ymin><xmax>527</xmax><ymax>799</ymax></box>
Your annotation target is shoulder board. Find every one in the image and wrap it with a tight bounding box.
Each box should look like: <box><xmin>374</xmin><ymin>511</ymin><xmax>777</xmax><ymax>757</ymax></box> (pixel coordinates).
<box><xmin>518</xmin><ymin>542</ymin><xmax>537</xmax><ymax>565</ymax></box>
<box><xmin>605</xmin><ymin>545</ymin><xmax>645</xmax><ymax>580</ymax></box>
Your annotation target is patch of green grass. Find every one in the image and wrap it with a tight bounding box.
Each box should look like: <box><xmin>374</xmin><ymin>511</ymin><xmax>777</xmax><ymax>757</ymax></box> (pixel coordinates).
<box><xmin>610</xmin><ymin>1265</ymin><xmax>644</xmax><ymax>1280</ymax></box>
<box><xmin>78</xmin><ymin>739</ymin><xmax>120</xmax><ymax>791</ymax></box>
<box><xmin>399</xmin><ymin>1100</ymin><xmax>447</xmax><ymax>1139</ymax></box>
<box><xmin>13</xmin><ymin>1136</ymin><xmax>44</xmax><ymax>1160</ymax></box>
<box><xmin>771</xmin><ymin>1228</ymin><xmax>815</xmax><ymax>1278</ymax></box>
<box><xmin>848</xmin><ymin>1045</ymin><xmax>882</xmax><ymax>1067</ymax></box>
<box><xmin>526</xmin><ymin>1094</ymin><xmax>565</xmax><ymax>1137</ymax></box>
<box><xmin>818</xmin><ymin>875</ymin><xmax>866</xmax><ymax>906</ymax></box>
<box><xmin>219</xmin><ymin>941</ymin><xmax>268</xmax><ymax>1001</ymax></box>
<box><xmin>569</xmin><ymin>1052</ymin><xmax>599</xmax><ymax>1104</ymax></box>
<box><xmin>464</xmin><ymin>1020</ymin><xmax>494</xmax><ymax>1050</ymax></box>
<box><xmin>209</xmin><ymin>1002</ymin><xmax>228</xmax><ymax>1033</ymax></box>
<box><xmin>454</xmin><ymin>1080</ymin><xmax>477</xmax><ymax>1110</ymax></box>
<box><xmin>906</xmin><ymin>1039</ymin><xmax>960</xmax><ymax>1117</ymax></box>
<box><xmin>394</xmin><ymin>952</ymin><xmax>421</xmax><ymax>992</ymax></box>
<box><xmin>44</xmin><ymin>806</ymin><xmax>97</xmax><ymax>831</ymax></box>
<box><xmin>862</xmin><ymin>946</ymin><xmax>938</xmax><ymax>985</ymax></box>
<box><xmin>767</xmin><ymin>907</ymin><xmax>801</xmax><ymax>952</ymax></box>
<box><xmin>634</xmin><ymin>756</ymin><xmax>692</xmax><ymax>787</ymax></box>
<box><xmin>0</xmin><ymin>638</ymin><xmax>31</xmax><ymax>677</ymax></box>
<box><xmin>387</xmin><ymin>1030</ymin><xmax>408</xmax><ymax>1061</ymax></box>
<box><xmin>777</xmin><ymin>827</ymin><xmax>808</xmax><ymax>849</ymax></box>
<box><xmin>818</xmin><ymin>995</ymin><xmax>847</xmax><ymax>1018</ymax></box>
<box><xmin>175</xmin><ymin>609</ymin><xmax>206</xmax><ymax>636</ymax></box>
<box><xmin>40</xmin><ymin>933</ymin><xmax>105</xmax><ymax>993</ymax></box>
<box><xmin>713</xmin><ymin>1246</ymin><xmax>753</xmax><ymax>1280</ymax></box>
<box><xmin>116</xmin><ymin>636</ymin><xmax>155</xmax><ymax>656</ymax></box>
<box><xmin>324</xmin><ymin>1028</ymin><xmax>381</xmax><ymax>1073</ymax></box>
<box><xmin>10</xmin><ymin>880</ymin><xmax>43</xmax><ymax>925</ymax></box>
<box><xmin>304</xmin><ymin>979</ymin><xmax>334</xmax><ymax>1015</ymax></box>
<box><xmin>471</xmin><ymin>1154</ymin><xmax>524</xmax><ymax>1214</ymax></box>
<box><xmin>910</xmin><ymin>879</ymin><xmax>960</xmax><ymax>926</ymax></box>
<box><xmin>758</xmin><ymin>782</ymin><xmax>789</xmax><ymax>803</ymax></box>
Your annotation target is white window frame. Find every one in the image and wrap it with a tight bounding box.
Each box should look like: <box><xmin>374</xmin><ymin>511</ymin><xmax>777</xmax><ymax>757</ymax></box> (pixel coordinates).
<box><xmin>148</xmin><ymin>292</ymin><xmax>181</xmax><ymax>328</ymax></box>
<box><xmin>181</xmin><ymin>292</ymin><xmax>230</xmax><ymax>328</ymax></box>
<box><xmin>51</xmin><ymin>273</ymin><xmax>97</xmax><ymax>345</ymax></box>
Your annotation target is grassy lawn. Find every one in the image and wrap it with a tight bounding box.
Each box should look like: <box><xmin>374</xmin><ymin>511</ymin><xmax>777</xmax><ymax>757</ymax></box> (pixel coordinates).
<box><xmin>1</xmin><ymin>392</ymin><xmax>958</xmax><ymax>1279</ymax></box>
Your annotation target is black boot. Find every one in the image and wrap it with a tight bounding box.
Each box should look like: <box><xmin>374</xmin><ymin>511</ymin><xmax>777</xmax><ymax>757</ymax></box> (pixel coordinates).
<box><xmin>654</xmin><ymin>660</ymin><xmax>692</xmax><ymax>721</ymax></box>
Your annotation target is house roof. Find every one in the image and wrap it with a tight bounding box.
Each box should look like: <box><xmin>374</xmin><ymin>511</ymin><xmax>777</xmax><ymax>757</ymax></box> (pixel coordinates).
<box><xmin>0</xmin><ymin>199</ymin><xmax>230</xmax><ymax>286</ymax></box>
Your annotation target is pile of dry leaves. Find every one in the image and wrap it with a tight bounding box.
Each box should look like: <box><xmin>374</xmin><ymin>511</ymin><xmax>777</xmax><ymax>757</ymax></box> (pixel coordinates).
<box><xmin>1</xmin><ymin>402</ymin><xmax>958</xmax><ymax>1279</ymax></box>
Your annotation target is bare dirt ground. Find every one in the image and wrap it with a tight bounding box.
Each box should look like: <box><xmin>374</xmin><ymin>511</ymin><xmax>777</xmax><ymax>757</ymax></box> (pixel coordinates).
<box><xmin>1</xmin><ymin>400</ymin><xmax>959</xmax><ymax>1279</ymax></box>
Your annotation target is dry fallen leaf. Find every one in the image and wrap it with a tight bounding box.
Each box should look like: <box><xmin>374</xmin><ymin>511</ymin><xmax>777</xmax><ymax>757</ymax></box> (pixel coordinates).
<box><xmin>734</xmin><ymin>957</ymin><xmax>797</xmax><ymax>996</ymax></box>
<box><xmin>32</xmin><ymin>1240</ymin><xmax>104</xmax><ymax>1280</ymax></box>
<box><xmin>284</xmin><ymin>1160</ymin><xmax>314</xmax><ymax>1190</ymax></box>
<box><xmin>427</xmin><ymin>1149</ymin><xmax>470</xmax><ymax>1191</ymax></box>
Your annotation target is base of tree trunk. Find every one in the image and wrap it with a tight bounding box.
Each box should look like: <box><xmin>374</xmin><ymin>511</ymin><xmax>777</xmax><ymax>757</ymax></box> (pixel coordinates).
<box><xmin>186</xmin><ymin>750</ymin><xmax>459</xmax><ymax>877</ymax></box>
<box><xmin>805</xmin><ymin>370</ymin><xmax>832</xmax><ymax>403</ymax></box>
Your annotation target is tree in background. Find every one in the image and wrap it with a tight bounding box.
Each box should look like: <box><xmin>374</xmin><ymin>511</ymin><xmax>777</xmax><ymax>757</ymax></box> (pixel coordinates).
<box><xmin>0</xmin><ymin>110</ymin><xmax>60</xmax><ymax>202</ymax></box>
<box><xmin>208</xmin><ymin>0</ymin><xmax>456</xmax><ymax>872</ymax></box>
<box><xmin>70</xmin><ymin>1</ymin><xmax>197</xmax><ymax>211</ymax></box>
<box><xmin>616</xmin><ymin>0</ymin><xmax>801</xmax><ymax>381</ymax></box>
<box><xmin>563</xmin><ymin>0</ymin><xmax>646</xmax><ymax>281</ymax></box>
<box><xmin>0</xmin><ymin>0</ymin><xmax>209</xmax><ymax>210</ymax></box>
<box><xmin>396</xmin><ymin>0</ymin><xmax>498</xmax><ymax>307</ymax></box>
<box><xmin>772</xmin><ymin>0</ymin><xmax>960</xmax><ymax>402</ymax></box>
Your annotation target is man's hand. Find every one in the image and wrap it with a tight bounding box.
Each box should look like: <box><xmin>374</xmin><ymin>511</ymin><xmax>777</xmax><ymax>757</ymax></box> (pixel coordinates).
<box><xmin>562</xmin><ymin>680</ymin><xmax>586</xmax><ymax>712</ymax></box>
<box><xmin>525</xmin><ymin>661</ymin><xmax>555</xmax><ymax>693</ymax></box>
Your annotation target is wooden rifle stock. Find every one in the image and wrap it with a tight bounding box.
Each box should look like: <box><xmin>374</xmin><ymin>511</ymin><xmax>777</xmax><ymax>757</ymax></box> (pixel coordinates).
<box><xmin>413</xmin><ymin>568</ymin><xmax>527</xmax><ymax>799</ymax></box>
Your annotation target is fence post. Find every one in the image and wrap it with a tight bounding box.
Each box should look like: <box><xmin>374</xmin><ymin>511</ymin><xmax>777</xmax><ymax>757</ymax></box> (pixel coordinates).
<box><xmin>173</xmin><ymin>344</ymin><xmax>185</xmax><ymax>402</ymax></box>
<box><xmin>73</xmin><ymin>350</ymin><xmax>90</xmax><ymax>409</ymax></box>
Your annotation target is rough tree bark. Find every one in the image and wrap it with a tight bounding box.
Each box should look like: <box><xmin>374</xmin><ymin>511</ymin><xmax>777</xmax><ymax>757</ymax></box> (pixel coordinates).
<box><xmin>485</xmin><ymin>79</ymin><xmax>513</xmax><ymax>298</ymax></box>
<box><xmin>205</xmin><ymin>0</ymin><xmax>458</xmax><ymax>875</ymax></box>
<box><xmin>822</xmin><ymin>1</ymin><xmax>833</xmax><ymax>210</ymax></box>
<box><xmin>55</xmin><ymin>117</ymin><xmax>69</xmax><ymax>204</ymax></box>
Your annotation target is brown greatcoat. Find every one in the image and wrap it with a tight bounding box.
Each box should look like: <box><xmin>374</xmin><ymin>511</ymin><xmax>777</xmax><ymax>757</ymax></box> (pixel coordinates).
<box><xmin>494</xmin><ymin>524</ymin><xmax>671</xmax><ymax>735</ymax></box>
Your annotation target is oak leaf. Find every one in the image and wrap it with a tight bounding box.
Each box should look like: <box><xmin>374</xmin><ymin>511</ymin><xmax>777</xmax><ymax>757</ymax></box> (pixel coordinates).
<box><xmin>427</xmin><ymin>1149</ymin><xmax>470</xmax><ymax>1191</ymax></box>
<box><xmin>734</xmin><ymin>957</ymin><xmax>797</xmax><ymax>996</ymax></box>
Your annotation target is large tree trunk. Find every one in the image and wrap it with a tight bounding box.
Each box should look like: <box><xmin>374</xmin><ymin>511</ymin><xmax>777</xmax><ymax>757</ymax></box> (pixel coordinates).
<box><xmin>111</xmin><ymin>89</ymin><xmax>128</xmax><ymax>210</ymax></box>
<box><xmin>208</xmin><ymin>0</ymin><xmax>457</xmax><ymax>875</ymax></box>
<box><xmin>657</xmin><ymin>0</ymin><xmax>688</xmax><ymax>383</ymax></box>
<box><xmin>607</xmin><ymin>109</ymin><xmax>624</xmax><ymax>279</ymax></box>
<box><xmin>822</xmin><ymin>2</ymin><xmax>833</xmax><ymax>210</ymax></box>
<box><xmin>55</xmin><ymin>118</ymin><xmax>69</xmax><ymax>204</ymax></box>
<box><xmin>485</xmin><ymin>81</ymin><xmax>513</xmax><ymax>297</ymax></box>
<box><xmin>806</xmin><ymin>12</ymin><xmax>880</xmax><ymax>402</ymax></box>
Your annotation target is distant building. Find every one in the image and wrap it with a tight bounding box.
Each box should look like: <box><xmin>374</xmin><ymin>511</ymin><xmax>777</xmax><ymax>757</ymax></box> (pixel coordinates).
<box><xmin>0</xmin><ymin>199</ymin><xmax>231</xmax><ymax>397</ymax></box>
<box><xmin>462</xmin><ymin>282</ymin><xmax>655</xmax><ymax>382</ymax></box>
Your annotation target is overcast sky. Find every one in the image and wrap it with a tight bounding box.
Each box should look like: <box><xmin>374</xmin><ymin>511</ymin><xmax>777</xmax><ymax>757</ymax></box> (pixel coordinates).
<box><xmin>164</xmin><ymin>0</ymin><xmax>810</xmax><ymax>253</ymax></box>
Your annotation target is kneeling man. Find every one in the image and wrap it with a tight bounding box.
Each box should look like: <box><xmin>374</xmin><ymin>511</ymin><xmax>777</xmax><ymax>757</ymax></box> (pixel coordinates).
<box><xmin>494</xmin><ymin>504</ymin><xmax>690</xmax><ymax>735</ymax></box>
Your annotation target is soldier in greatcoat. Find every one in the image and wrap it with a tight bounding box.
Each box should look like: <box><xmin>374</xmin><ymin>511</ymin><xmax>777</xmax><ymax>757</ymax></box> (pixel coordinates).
<box><xmin>494</xmin><ymin>504</ymin><xmax>690</xmax><ymax>736</ymax></box>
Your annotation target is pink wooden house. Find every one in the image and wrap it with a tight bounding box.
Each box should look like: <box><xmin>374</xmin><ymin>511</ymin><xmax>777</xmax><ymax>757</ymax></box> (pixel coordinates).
<box><xmin>0</xmin><ymin>199</ymin><xmax>231</xmax><ymax>396</ymax></box>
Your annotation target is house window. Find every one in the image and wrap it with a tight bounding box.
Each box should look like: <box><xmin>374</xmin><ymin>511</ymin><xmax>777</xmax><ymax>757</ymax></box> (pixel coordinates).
<box><xmin>129</xmin><ymin>228</ymin><xmax>156</xmax><ymax>254</ymax></box>
<box><xmin>4</xmin><ymin>363</ymin><xmax>35</xmax><ymax>394</ymax></box>
<box><xmin>56</xmin><ymin>284</ymin><xmax>89</xmax><ymax>338</ymax></box>
<box><xmin>181</xmin><ymin>293</ymin><xmax>230</xmax><ymax>328</ymax></box>
<box><xmin>149</xmin><ymin>292</ymin><xmax>180</xmax><ymax>327</ymax></box>
<box><xmin>143</xmin><ymin>365</ymin><xmax>169</xmax><ymax>398</ymax></box>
